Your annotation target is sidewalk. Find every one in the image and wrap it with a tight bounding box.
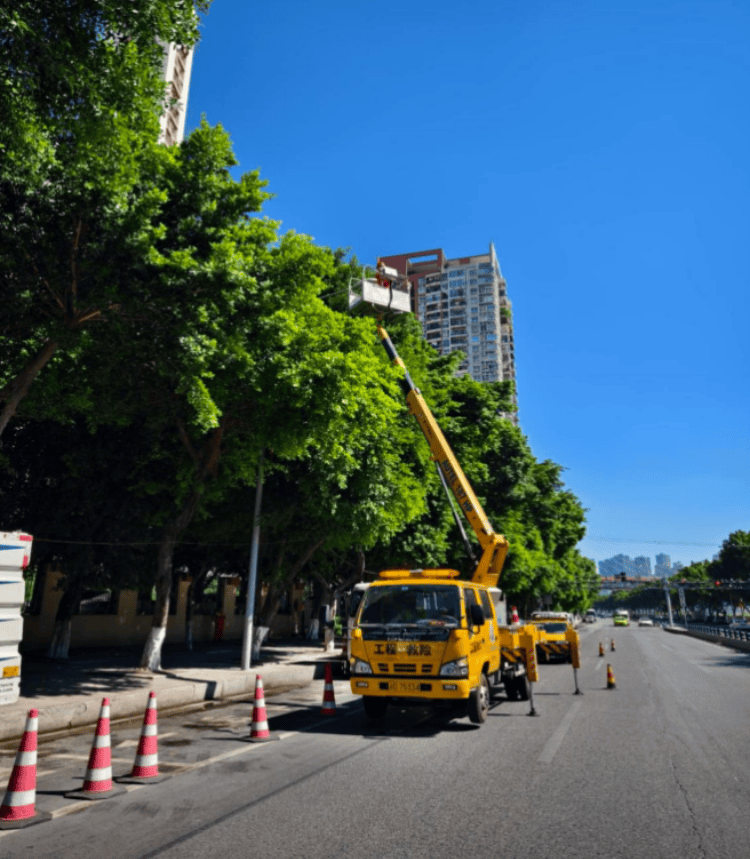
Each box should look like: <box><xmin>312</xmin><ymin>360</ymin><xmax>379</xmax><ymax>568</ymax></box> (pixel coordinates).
<box><xmin>1</xmin><ymin>639</ymin><xmax>342</xmax><ymax>743</ymax></box>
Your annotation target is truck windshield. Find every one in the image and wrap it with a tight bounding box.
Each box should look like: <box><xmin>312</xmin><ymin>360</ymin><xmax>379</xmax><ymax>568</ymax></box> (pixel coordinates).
<box><xmin>358</xmin><ymin>585</ymin><xmax>461</xmax><ymax>627</ymax></box>
<box><xmin>537</xmin><ymin>622</ymin><xmax>568</xmax><ymax>633</ymax></box>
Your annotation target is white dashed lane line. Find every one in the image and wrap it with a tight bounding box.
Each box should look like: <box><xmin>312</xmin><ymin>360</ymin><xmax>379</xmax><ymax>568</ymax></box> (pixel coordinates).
<box><xmin>538</xmin><ymin>699</ymin><xmax>583</xmax><ymax>764</ymax></box>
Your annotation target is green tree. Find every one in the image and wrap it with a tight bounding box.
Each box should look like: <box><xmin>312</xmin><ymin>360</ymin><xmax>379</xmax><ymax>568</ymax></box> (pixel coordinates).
<box><xmin>0</xmin><ymin>1</ymin><xmax>209</xmax><ymax>436</ymax></box>
<box><xmin>712</xmin><ymin>530</ymin><xmax>750</xmax><ymax>582</ymax></box>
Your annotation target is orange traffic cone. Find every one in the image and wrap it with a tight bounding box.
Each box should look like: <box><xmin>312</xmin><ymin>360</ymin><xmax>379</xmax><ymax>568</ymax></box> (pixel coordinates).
<box><xmin>321</xmin><ymin>662</ymin><xmax>337</xmax><ymax>715</ymax></box>
<box><xmin>598</xmin><ymin>641</ymin><xmax>604</xmax><ymax>657</ymax></box>
<box><xmin>247</xmin><ymin>675</ymin><xmax>276</xmax><ymax>742</ymax></box>
<box><xmin>66</xmin><ymin>698</ymin><xmax>126</xmax><ymax>800</ymax></box>
<box><xmin>611</xmin><ymin>638</ymin><xmax>616</xmax><ymax>651</ymax></box>
<box><xmin>607</xmin><ymin>664</ymin><xmax>616</xmax><ymax>689</ymax></box>
<box><xmin>0</xmin><ymin>709</ymin><xmax>52</xmax><ymax>829</ymax></box>
<box><xmin>117</xmin><ymin>692</ymin><xmax>169</xmax><ymax>784</ymax></box>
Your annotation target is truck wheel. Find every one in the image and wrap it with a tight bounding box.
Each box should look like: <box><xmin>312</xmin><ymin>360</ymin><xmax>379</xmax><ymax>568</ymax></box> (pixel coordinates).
<box><xmin>504</xmin><ymin>675</ymin><xmax>519</xmax><ymax>701</ymax></box>
<box><xmin>468</xmin><ymin>673</ymin><xmax>490</xmax><ymax>724</ymax></box>
<box><xmin>516</xmin><ymin>674</ymin><xmax>530</xmax><ymax>701</ymax></box>
<box><xmin>362</xmin><ymin>696</ymin><xmax>388</xmax><ymax>720</ymax></box>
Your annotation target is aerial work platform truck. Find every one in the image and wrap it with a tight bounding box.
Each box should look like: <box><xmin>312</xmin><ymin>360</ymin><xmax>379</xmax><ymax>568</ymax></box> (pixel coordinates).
<box><xmin>348</xmin><ymin>322</ymin><xmax>540</xmax><ymax>723</ymax></box>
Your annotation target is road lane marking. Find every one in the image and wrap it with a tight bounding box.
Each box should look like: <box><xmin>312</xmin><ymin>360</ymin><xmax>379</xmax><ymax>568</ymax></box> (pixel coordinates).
<box><xmin>538</xmin><ymin>699</ymin><xmax>583</xmax><ymax>764</ymax></box>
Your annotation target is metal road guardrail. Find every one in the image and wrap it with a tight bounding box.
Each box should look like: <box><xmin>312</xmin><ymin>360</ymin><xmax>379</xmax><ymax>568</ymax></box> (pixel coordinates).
<box><xmin>657</xmin><ymin>620</ymin><xmax>750</xmax><ymax>642</ymax></box>
<box><xmin>686</xmin><ymin>623</ymin><xmax>750</xmax><ymax>642</ymax></box>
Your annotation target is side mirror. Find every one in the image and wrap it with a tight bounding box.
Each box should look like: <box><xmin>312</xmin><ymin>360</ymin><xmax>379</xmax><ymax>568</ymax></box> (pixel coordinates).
<box><xmin>470</xmin><ymin>604</ymin><xmax>485</xmax><ymax>626</ymax></box>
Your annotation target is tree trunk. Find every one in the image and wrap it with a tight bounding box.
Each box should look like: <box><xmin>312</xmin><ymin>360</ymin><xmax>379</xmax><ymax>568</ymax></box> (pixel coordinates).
<box><xmin>139</xmin><ymin>424</ymin><xmax>225</xmax><ymax>672</ymax></box>
<box><xmin>258</xmin><ymin>537</ymin><xmax>324</xmax><ymax>632</ymax></box>
<box><xmin>0</xmin><ymin>339</ymin><xmax>59</xmax><ymax>438</ymax></box>
<box><xmin>46</xmin><ymin>580</ymin><xmax>81</xmax><ymax>660</ymax></box>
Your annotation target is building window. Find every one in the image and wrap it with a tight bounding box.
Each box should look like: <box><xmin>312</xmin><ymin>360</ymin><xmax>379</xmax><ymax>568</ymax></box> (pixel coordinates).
<box><xmin>449</xmin><ymin>269</ymin><xmax>464</xmax><ymax>278</ymax></box>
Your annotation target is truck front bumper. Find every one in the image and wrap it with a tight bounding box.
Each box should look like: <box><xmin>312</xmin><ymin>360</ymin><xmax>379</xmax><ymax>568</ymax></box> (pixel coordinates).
<box><xmin>350</xmin><ymin>677</ymin><xmax>471</xmax><ymax>701</ymax></box>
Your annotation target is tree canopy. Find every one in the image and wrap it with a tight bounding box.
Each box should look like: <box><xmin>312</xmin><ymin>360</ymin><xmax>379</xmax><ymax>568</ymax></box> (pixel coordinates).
<box><xmin>2</xmin><ymin>5</ymin><xmax>602</xmax><ymax>660</ymax></box>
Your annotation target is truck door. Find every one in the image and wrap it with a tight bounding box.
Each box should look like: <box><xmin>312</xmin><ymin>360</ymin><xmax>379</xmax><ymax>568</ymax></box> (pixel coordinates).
<box><xmin>479</xmin><ymin>588</ymin><xmax>500</xmax><ymax>669</ymax></box>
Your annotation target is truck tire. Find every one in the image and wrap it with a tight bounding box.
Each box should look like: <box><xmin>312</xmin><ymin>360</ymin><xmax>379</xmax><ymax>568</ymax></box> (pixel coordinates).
<box><xmin>516</xmin><ymin>673</ymin><xmax>530</xmax><ymax>701</ymax></box>
<box><xmin>468</xmin><ymin>672</ymin><xmax>490</xmax><ymax>724</ymax></box>
<box><xmin>504</xmin><ymin>675</ymin><xmax>519</xmax><ymax>701</ymax></box>
<box><xmin>362</xmin><ymin>696</ymin><xmax>388</xmax><ymax>720</ymax></box>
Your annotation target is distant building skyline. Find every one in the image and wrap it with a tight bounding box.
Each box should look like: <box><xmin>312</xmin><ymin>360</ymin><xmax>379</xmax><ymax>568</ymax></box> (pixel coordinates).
<box><xmin>599</xmin><ymin>553</ymin><xmax>685</xmax><ymax>579</ymax></box>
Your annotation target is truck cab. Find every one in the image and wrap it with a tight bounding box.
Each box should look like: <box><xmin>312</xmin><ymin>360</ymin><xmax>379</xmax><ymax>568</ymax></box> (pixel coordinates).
<box><xmin>349</xmin><ymin>569</ymin><xmax>502</xmax><ymax>723</ymax></box>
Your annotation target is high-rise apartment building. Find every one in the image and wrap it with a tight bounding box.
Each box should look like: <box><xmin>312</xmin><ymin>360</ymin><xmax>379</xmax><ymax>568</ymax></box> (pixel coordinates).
<box><xmin>158</xmin><ymin>42</ymin><xmax>194</xmax><ymax>146</ymax></box>
<box><xmin>378</xmin><ymin>243</ymin><xmax>518</xmax><ymax>422</ymax></box>
<box><xmin>655</xmin><ymin>553</ymin><xmax>672</xmax><ymax>578</ymax></box>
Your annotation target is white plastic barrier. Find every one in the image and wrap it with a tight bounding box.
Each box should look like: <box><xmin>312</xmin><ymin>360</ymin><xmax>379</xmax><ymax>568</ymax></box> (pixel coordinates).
<box><xmin>0</xmin><ymin>532</ymin><xmax>33</xmax><ymax>706</ymax></box>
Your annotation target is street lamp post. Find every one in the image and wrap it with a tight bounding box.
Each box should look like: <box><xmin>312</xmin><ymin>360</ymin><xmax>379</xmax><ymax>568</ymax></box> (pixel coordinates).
<box><xmin>241</xmin><ymin>451</ymin><xmax>264</xmax><ymax>671</ymax></box>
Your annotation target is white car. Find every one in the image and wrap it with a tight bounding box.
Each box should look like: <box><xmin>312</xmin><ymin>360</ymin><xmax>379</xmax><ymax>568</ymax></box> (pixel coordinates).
<box><xmin>638</xmin><ymin>617</ymin><xmax>654</xmax><ymax>627</ymax></box>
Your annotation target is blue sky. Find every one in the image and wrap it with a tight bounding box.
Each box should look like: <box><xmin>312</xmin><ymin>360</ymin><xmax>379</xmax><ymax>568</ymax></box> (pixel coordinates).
<box><xmin>185</xmin><ymin>0</ymin><xmax>749</xmax><ymax>571</ymax></box>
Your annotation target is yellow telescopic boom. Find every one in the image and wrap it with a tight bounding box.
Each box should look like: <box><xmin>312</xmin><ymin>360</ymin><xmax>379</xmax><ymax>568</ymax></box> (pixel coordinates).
<box><xmin>376</xmin><ymin>324</ymin><xmax>509</xmax><ymax>587</ymax></box>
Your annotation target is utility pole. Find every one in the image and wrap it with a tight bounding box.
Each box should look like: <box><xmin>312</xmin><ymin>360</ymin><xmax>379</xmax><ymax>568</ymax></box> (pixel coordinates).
<box><xmin>663</xmin><ymin>577</ymin><xmax>674</xmax><ymax>627</ymax></box>
<box><xmin>241</xmin><ymin>451</ymin><xmax>264</xmax><ymax>671</ymax></box>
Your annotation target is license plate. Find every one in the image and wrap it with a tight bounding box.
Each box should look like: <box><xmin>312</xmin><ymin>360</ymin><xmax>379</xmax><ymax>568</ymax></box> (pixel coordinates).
<box><xmin>396</xmin><ymin>681</ymin><xmax>421</xmax><ymax>693</ymax></box>
<box><xmin>2</xmin><ymin>666</ymin><xmax>19</xmax><ymax>678</ymax></box>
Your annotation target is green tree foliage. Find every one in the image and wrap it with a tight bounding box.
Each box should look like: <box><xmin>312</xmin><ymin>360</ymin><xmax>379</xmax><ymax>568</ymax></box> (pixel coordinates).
<box><xmin>0</xmin><ymin>1</ymin><xmax>210</xmax><ymax>436</ymax></box>
<box><xmin>711</xmin><ymin>530</ymin><xmax>750</xmax><ymax>582</ymax></box>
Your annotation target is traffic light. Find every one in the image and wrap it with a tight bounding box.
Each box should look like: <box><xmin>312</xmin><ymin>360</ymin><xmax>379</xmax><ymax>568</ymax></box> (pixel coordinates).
<box><xmin>715</xmin><ymin>581</ymin><xmax>721</xmax><ymax>588</ymax></box>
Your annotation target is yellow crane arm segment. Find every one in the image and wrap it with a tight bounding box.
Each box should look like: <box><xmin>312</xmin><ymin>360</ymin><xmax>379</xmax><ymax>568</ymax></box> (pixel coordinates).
<box><xmin>377</xmin><ymin>323</ymin><xmax>509</xmax><ymax>587</ymax></box>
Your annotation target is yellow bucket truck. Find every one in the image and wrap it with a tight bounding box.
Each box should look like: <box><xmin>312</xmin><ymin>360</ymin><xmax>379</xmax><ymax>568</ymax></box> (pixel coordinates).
<box><xmin>349</xmin><ymin>324</ymin><xmax>540</xmax><ymax>723</ymax></box>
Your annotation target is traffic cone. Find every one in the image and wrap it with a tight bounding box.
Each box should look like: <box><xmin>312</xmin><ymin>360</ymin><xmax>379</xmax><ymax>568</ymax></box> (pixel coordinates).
<box><xmin>607</xmin><ymin>664</ymin><xmax>616</xmax><ymax>689</ymax></box>
<box><xmin>598</xmin><ymin>641</ymin><xmax>604</xmax><ymax>657</ymax></box>
<box><xmin>66</xmin><ymin>698</ymin><xmax>126</xmax><ymax>800</ymax></box>
<box><xmin>0</xmin><ymin>709</ymin><xmax>52</xmax><ymax>829</ymax></box>
<box><xmin>321</xmin><ymin>662</ymin><xmax>337</xmax><ymax>715</ymax></box>
<box><xmin>247</xmin><ymin>675</ymin><xmax>276</xmax><ymax>742</ymax></box>
<box><xmin>611</xmin><ymin>638</ymin><xmax>616</xmax><ymax>651</ymax></box>
<box><xmin>116</xmin><ymin>692</ymin><xmax>169</xmax><ymax>785</ymax></box>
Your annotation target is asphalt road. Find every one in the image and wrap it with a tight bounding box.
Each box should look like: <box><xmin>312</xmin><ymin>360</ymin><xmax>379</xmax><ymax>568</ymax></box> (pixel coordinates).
<box><xmin>2</xmin><ymin>622</ymin><xmax>749</xmax><ymax>859</ymax></box>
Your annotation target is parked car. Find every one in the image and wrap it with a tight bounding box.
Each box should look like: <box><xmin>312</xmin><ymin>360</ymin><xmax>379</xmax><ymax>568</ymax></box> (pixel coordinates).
<box><xmin>638</xmin><ymin>617</ymin><xmax>654</xmax><ymax>627</ymax></box>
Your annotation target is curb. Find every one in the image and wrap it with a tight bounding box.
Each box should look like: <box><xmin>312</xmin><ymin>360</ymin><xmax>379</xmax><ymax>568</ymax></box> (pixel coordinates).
<box><xmin>0</xmin><ymin>650</ymin><xmax>342</xmax><ymax>744</ymax></box>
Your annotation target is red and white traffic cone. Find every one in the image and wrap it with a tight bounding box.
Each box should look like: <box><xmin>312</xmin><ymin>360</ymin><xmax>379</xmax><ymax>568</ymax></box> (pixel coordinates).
<box><xmin>247</xmin><ymin>675</ymin><xmax>275</xmax><ymax>742</ymax></box>
<box><xmin>67</xmin><ymin>698</ymin><xmax>126</xmax><ymax>800</ymax></box>
<box><xmin>0</xmin><ymin>709</ymin><xmax>51</xmax><ymax>829</ymax></box>
<box><xmin>321</xmin><ymin>662</ymin><xmax>336</xmax><ymax>715</ymax></box>
<box><xmin>117</xmin><ymin>692</ymin><xmax>169</xmax><ymax>785</ymax></box>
